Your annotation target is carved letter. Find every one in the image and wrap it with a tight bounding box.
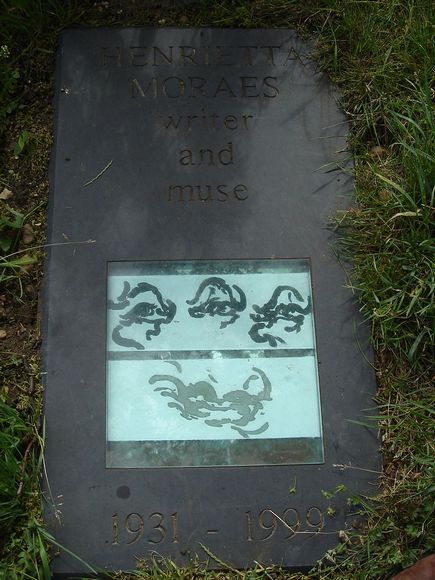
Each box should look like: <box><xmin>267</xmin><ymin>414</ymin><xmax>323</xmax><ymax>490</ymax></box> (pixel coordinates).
<box><xmin>129</xmin><ymin>46</ymin><xmax>148</xmax><ymax>67</ymax></box>
<box><xmin>162</xmin><ymin>115</ymin><xmax>182</xmax><ymax>129</ymax></box>
<box><xmin>101</xmin><ymin>46</ymin><xmax>122</xmax><ymax>67</ymax></box>
<box><xmin>263</xmin><ymin>77</ymin><xmax>279</xmax><ymax>98</ymax></box>
<box><xmin>242</xmin><ymin>115</ymin><xmax>254</xmax><ymax>129</ymax></box>
<box><xmin>189</xmin><ymin>77</ymin><xmax>207</xmax><ymax>97</ymax></box>
<box><xmin>240</xmin><ymin>46</ymin><xmax>258</xmax><ymax>66</ymax></box>
<box><xmin>216</xmin><ymin>46</ymin><xmax>233</xmax><ymax>65</ymax></box>
<box><xmin>224</xmin><ymin>115</ymin><xmax>238</xmax><ymax>130</ymax></box>
<box><xmin>186</xmin><ymin>115</ymin><xmax>198</xmax><ymax>130</ymax></box>
<box><xmin>168</xmin><ymin>185</ymin><xmax>194</xmax><ymax>202</ymax></box>
<box><xmin>131</xmin><ymin>78</ymin><xmax>158</xmax><ymax>98</ymax></box>
<box><xmin>198</xmin><ymin>185</ymin><xmax>213</xmax><ymax>202</ymax></box>
<box><xmin>218</xmin><ymin>142</ymin><xmax>234</xmax><ymax>165</ymax></box>
<box><xmin>217</xmin><ymin>185</ymin><xmax>229</xmax><ymax>202</ymax></box>
<box><xmin>163</xmin><ymin>77</ymin><xmax>185</xmax><ymax>98</ymax></box>
<box><xmin>179</xmin><ymin>46</ymin><xmax>197</xmax><ymax>65</ymax></box>
<box><xmin>261</xmin><ymin>45</ymin><xmax>281</xmax><ymax>65</ymax></box>
<box><xmin>283</xmin><ymin>47</ymin><xmax>298</xmax><ymax>65</ymax></box>
<box><xmin>234</xmin><ymin>184</ymin><xmax>248</xmax><ymax>200</ymax></box>
<box><xmin>241</xmin><ymin>76</ymin><xmax>259</xmax><ymax>98</ymax></box>
<box><xmin>199</xmin><ymin>149</ymin><xmax>214</xmax><ymax>165</ymax></box>
<box><xmin>214</xmin><ymin>77</ymin><xmax>236</xmax><ymax>97</ymax></box>
<box><xmin>153</xmin><ymin>46</ymin><xmax>174</xmax><ymax>65</ymax></box>
<box><xmin>179</xmin><ymin>149</ymin><xmax>194</xmax><ymax>166</ymax></box>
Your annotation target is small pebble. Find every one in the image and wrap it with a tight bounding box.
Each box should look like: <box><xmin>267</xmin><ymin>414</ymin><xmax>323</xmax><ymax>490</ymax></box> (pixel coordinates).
<box><xmin>22</xmin><ymin>223</ymin><xmax>34</xmax><ymax>244</ymax></box>
<box><xmin>0</xmin><ymin>187</ymin><xmax>13</xmax><ymax>200</ymax></box>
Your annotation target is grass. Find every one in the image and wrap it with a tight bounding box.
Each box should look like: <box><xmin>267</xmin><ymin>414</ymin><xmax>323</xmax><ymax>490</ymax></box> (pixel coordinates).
<box><xmin>0</xmin><ymin>0</ymin><xmax>434</xmax><ymax>578</ymax></box>
<box><xmin>0</xmin><ymin>393</ymin><xmax>49</xmax><ymax>579</ymax></box>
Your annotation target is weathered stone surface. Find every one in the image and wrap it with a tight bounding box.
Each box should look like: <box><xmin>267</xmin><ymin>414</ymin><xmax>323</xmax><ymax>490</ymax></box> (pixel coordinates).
<box><xmin>44</xmin><ymin>28</ymin><xmax>379</xmax><ymax>574</ymax></box>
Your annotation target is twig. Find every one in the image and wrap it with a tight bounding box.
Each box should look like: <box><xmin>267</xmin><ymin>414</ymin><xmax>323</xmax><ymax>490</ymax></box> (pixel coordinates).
<box><xmin>333</xmin><ymin>464</ymin><xmax>383</xmax><ymax>474</ymax></box>
<box><xmin>17</xmin><ymin>437</ymin><xmax>35</xmax><ymax>496</ymax></box>
<box><xmin>0</xmin><ymin>239</ymin><xmax>96</xmax><ymax>262</ymax></box>
<box><xmin>83</xmin><ymin>160</ymin><xmax>113</xmax><ymax>187</ymax></box>
<box><xmin>267</xmin><ymin>509</ymin><xmax>338</xmax><ymax>536</ymax></box>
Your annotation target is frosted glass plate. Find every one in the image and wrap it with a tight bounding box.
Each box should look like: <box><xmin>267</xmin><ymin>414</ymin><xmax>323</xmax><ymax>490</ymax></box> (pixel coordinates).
<box><xmin>106</xmin><ymin>259</ymin><xmax>323</xmax><ymax>467</ymax></box>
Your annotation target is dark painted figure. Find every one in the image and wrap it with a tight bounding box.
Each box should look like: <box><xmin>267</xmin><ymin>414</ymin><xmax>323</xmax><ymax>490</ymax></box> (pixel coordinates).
<box><xmin>249</xmin><ymin>286</ymin><xmax>311</xmax><ymax>347</ymax></box>
<box><xmin>150</xmin><ymin>364</ymin><xmax>271</xmax><ymax>438</ymax></box>
<box><xmin>187</xmin><ymin>276</ymin><xmax>246</xmax><ymax>328</ymax></box>
<box><xmin>109</xmin><ymin>281</ymin><xmax>176</xmax><ymax>349</ymax></box>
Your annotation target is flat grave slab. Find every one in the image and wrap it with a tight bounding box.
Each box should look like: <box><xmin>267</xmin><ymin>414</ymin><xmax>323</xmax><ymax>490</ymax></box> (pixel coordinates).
<box><xmin>44</xmin><ymin>28</ymin><xmax>379</xmax><ymax>575</ymax></box>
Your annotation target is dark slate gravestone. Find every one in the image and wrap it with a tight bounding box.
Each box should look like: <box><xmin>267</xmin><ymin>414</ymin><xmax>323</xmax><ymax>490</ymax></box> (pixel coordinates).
<box><xmin>44</xmin><ymin>28</ymin><xmax>379</xmax><ymax>575</ymax></box>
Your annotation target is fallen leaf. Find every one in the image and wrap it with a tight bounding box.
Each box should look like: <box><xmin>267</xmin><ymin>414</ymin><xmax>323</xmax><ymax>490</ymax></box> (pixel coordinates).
<box><xmin>0</xmin><ymin>187</ymin><xmax>13</xmax><ymax>200</ymax></box>
<box><xmin>22</xmin><ymin>223</ymin><xmax>34</xmax><ymax>244</ymax></box>
<box><xmin>371</xmin><ymin>145</ymin><xmax>386</xmax><ymax>159</ymax></box>
<box><xmin>379</xmin><ymin>189</ymin><xmax>390</xmax><ymax>202</ymax></box>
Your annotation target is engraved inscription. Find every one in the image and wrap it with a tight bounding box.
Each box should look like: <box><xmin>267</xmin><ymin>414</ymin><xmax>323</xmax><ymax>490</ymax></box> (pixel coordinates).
<box><xmin>306</xmin><ymin>506</ymin><xmax>325</xmax><ymax>531</ymax></box>
<box><xmin>112</xmin><ymin>512</ymin><xmax>179</xmax><ymax>546</ymax></box>
<box><xmin>148</xmin><ymin>512</ymin><xmax>166</xmax><ymax>544</ymax></box>
<box><xmin>111</xmin><ymin>513</ymin><xmax>119</xmax><ymax>545</ymax></box>
<box><xmin>112</xmin><ymin>507</ymin><xmax>324</xmax><ymax>546</ymax></box>
<box><xmin>159</xmin><ymin>111</ymin><xmax>254</xmax><ymax>131</ymax></box>
<box><xmin>130</xmin><ymin>76</ymin><xmax>279</xmax><ymax>99</ymax></box>
<box><xmin>101</xmin><ymin>46</ymin><xmax>122</xmax><ymax>67</ymax></box>
<box><xmin>100</xmin><ymin>44</ymin><xmax>299</xmax><ymax>68</ymax></box>
<box><xmin>167</xmin><ymin>183</ymin><xmax>249</xmax><ymax>203</ymax></box>
<box><xmin>258</xmin><ymin>509</ymin><xmax>278</xmax><ymax>540</ymax></box>
<box><xmin>245</xmin><ymin>507</ymin><xmax>324</xmax><ymax>541</ymax></box>
<box><xmin>99</xmin><ymin>42</ymin><xmax>302</xmax><ymax>207</ymax></box>
<box><xmin>125</xmin><ymin>513</ymin><xmax>144</xmax><ymax>545</ymax></box>
<box><xmin>171</xmin><ymin>513</ymin><xmax>179</xmax><ymax>544</ymax></box>
<box><xmin>283</xmin><ymin>508</ymin><xmax>301</xmax><ymax>538</ymax></box>
<box><xmin>179</xmin><ymin>142</ymin><xmax>234</xmax><ymax>166</ymax></box>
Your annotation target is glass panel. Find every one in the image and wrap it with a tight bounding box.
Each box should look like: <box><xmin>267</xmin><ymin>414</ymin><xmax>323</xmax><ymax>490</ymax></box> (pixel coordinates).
<box><xmin>106</xmin><ymin>259</ymin><xmax>323</xmax><ymax>467</ymax></box>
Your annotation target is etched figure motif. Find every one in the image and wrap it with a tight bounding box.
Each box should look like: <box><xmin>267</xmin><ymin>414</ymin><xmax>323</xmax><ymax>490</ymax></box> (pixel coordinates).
<box><xmin>108</xmin><ymin>281</ymin><xmax>176</xmax><ymax>350</ymax></box>
<box><xmin>249</xmin><ymin>286</ymin><xmax>311</xmax><ymax>347</ymax></box>
<box><xmin>149</xmin><ymin>363</ymin><xmax>271</xmax><ymax>438</ymax></box>
<box><xmin>186</xmin><ymin>277</ymin><xmax>246</xmax><ymax>329</ymax></box>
